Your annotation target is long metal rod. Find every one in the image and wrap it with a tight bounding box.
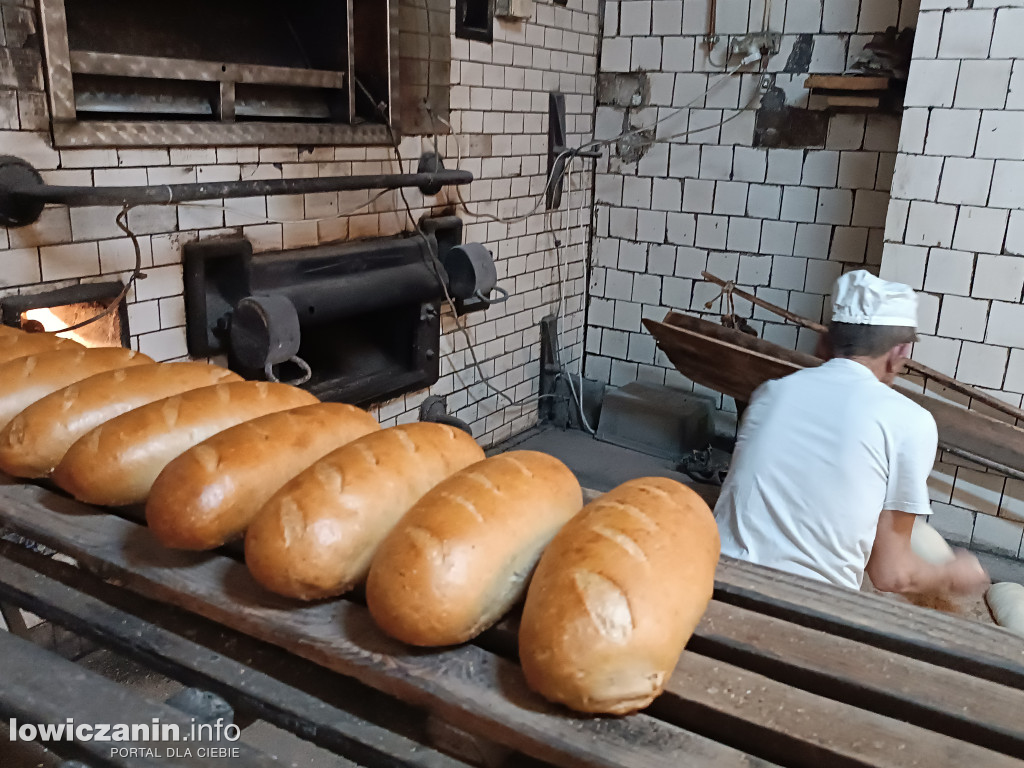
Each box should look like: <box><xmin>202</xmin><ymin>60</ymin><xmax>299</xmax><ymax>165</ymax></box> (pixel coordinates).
<box><xmin>701</xmin><ymin>270</ymin><xmax>1024</xmax><ymax>425</ymax></box>
<box><xmin>942</xmin><ymin>446</ymin><xmax>1024</xmax><ymax>483</ymax></box>
<box><xmin>10</xmin><ymin>170</ymin><xmax>474</xmax><ymax>208</ymax></box>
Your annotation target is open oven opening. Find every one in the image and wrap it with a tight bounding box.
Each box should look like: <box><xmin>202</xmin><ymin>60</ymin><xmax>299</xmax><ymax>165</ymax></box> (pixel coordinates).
<box><xmin>0</xmin><ymin>282</ymin><xmax>130</xmax><ymax>348</ymax></box>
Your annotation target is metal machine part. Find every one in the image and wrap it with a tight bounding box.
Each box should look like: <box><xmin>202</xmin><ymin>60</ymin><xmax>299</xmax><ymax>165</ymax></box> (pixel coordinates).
<box><xmin>545</xmin><ymin>92</ymin><xmax>601</xmax><ymax>210</ymax></box>
<box><xmin>183</xmin><ymin>217</ymin><xmax>495</xmax><ymax>405</ymax></box>
<box><xmin>418</xmin><ymin>395</ymin><xmax>473</xmax><ymax>437</ymax></box>
<box><xmin>229</xmin><ymin>295</ymin><xmax>309</xmax><ymax>386</ymax></box>
<box><xmin>441</xmin><ymin>242</ymin><xmax>508</xmax><ymax>315</ymax></box>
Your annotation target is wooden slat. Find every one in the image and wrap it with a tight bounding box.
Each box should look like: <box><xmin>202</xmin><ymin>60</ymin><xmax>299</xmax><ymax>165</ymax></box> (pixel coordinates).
<box><xmin>826</xmin><ymin>95</ymin><xmax>881</xmax><ymax>108</ymax></box>
<box><xmin>693</xmin><ymin>601</ymin><xmax>1024</xmax><ymax>758</ymax></box>
<box><xmin>646</xmin><ymin>312</ymin><xmax>1024</xmax><ymax>474</ymax></box>
<box><xmin>804</xmin><ymin>75</ymin><xmax>890</xmax><ymax>91</ymax></box>
<box><xmin>715</xmin><ymin>557</ymin><xmax>1024</xmax><ymax>689</ymax></box>
<box><xmin>660</xmin><ymin>311</ymin><xmax>820</xmax><ymax>368</ymax></box>
<box><xmin>481</xmin><ymin>615</ymin><xmax>1024</xmax><ymax>768</ymax></box>
<box><xmin>0</xmin><ymin>479</ymin><xmax>775</xmax><ymax>768</ymax></box>
<box><xmin>895</xmin><ymin>385</ymin><xmax>1024</xmax><ymax>480</ymax></box>
<box><xmin>700</xmin><ymin>270</ymin><xmax>1024</xmax><ymax>426</ymax></box>
<box><xmin>0</xmin><ymin>629</ymin><xmax>277</xmax><ymax>768</ymax></box>
<box><xmin>642</xmin><ymin>316</ymin><xmax>802</xmax><ymax>402</ymax></box>
<box><xmin>0</xmin><ymin>543</ymin><xmax>467</xmax><ymax>768</ymax></box>
<box><xmin>656</xmin><ymin>653</ymin><xmax>1024</xmax><ymax>768</ymax></box>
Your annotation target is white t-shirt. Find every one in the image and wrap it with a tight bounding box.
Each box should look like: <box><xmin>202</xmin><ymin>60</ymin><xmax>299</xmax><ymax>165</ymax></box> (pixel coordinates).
<box><xmin>714</xmin><ymin>358</ymin><xmax>938</xmax><ymax>590</ymax></box>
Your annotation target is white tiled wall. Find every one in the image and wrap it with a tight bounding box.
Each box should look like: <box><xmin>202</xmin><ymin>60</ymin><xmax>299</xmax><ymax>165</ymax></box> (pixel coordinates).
<box><xmin>881</xmin><ymin>0</ymin><xmax>1024</xmax><ymax>557</ymax></box>
<box><xmin>0</xmin><ymin>0</ymin><xmax>598</xmax><ymax>449</ymax></box>
<box><xmin>588</xmin><ymin>0</ymin><xmax>917</xmax><ymax>399</ymax></box>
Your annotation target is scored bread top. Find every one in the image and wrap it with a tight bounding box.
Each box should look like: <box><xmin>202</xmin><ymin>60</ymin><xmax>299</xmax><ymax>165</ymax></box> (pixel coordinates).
<box><xmin>0</xmin><ymin>347</ymin><xmax>153</xmax><ymax>432</ymax></box>
<box><xmin>52</xmin><ymin>380</ymin><xmax>318</xmax><ymax>506</ymax></box>
<box><xmin>518</xmin><ymin>477</ymin><xmax>720</xmax><ymax>715</ymax></box>
<box><xmin>0</xmin><ymin>362</ymin><xmax>241</xmax><ymax>478</ymax></box>
<box><xmin>146</xmin><ymin>402</ymin><xmax>381</xmax><ymax>550</ymax></box>
<box><xmin>366</xmin><ymin>449</ymin><xmax>583</xmax><ymax>646</ymax></box>
<box><xmin>245</xmin><ymin>422</ymin><xmax>486</xmax><ymax>600</ymax></box>
<box><xmin>0</xmin><ymin>329</ymin><xmax>83</xmax><ymax>364</ymax></box>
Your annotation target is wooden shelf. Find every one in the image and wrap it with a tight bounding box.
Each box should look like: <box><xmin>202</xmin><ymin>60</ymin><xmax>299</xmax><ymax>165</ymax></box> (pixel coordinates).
<box><xmin>803</xmin><ymin>74</ymin><xmax>890</xmax><ymax>91</ymax></box>
<box><xmin>803</xmin><ymin>74</ymin><xmax>898</xmax><ymax>112</ymax></box>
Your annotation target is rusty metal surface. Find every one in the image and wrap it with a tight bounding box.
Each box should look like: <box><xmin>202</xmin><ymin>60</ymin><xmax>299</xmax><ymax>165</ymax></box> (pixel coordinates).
<box><xmin>38</xmin><ymin>0</ymin><xmax>401</xmax><ymax>148</ymax></box>
<box><xmin>68</xmin><ymin>51</ymin><xmax>348</xmax><ymax>90</ymax></box>
<box><xmin>38</xmin><ymin>0</ymin><xmax>76</xmax><ymax>122</ymax></box>
<box><xmin>52</xmin><ymin>120</ymin><xmax>394</xmax><ymax>147</ymax></box>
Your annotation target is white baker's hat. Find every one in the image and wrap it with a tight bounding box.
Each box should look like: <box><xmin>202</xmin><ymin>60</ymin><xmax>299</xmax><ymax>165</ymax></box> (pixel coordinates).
<box><xmin>831</xmin><ymin>270</ymin><xmax>918</xmax><ymax>328</ymax></box>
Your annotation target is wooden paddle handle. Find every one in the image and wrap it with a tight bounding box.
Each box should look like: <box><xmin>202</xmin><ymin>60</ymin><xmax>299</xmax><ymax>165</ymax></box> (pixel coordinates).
<box><xmin>701</xmin><ymin>271</ymin><xmax>1024</xmax><ymax>425</ymax></box>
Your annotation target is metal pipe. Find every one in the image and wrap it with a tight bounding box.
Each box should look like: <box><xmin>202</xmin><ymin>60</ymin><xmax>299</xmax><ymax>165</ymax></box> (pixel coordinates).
<box><xmin>942</xmin><ymin>446</ymin><xmax>1024</xmax><ymax>483</ymax></box>
<box><xmin>0</xmin><ymin>155</ymin><xmax>473</xmax><ymax>227</ymax></box>
<box><xmin>705</xmin><ymin>0</ymin><xmax>719</xmax><ymax>49</ymax></box>
<box><xmin>14</xmin><ymin>172</ymin><xmax>473</xmax><ymax>206</ymax></box>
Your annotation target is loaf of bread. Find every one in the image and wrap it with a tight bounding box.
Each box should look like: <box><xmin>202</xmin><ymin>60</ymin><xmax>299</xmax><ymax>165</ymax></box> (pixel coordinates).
<box><xmin>910</xmin><ymin>518</ymin><xmax>956</xmax><ymax>566</ymax></box>
<box><xmin>0</xmin><ymin>362</ymin><xmax>242</xmax><ymax>478</ymax></box>
<box><xmin>245</xmin><ymin>422</ymin><xmax>485</xmax><ymax>600</ymax></box>
<box><xmin>0</xmin><ymin>328</ymin><xmax>83</xmax><ymax>364</ymax></box>
<box><xmin>147</xmin><ymin>403</ymin><xmax>381</xmax><ymax>550</ymax></box>
<box><xmin>518</xmin><ymin>477</ymin><xmax>720</xmax><ymax>715</ymax></box>
<box><xmin>0</xmin><ymin>347</ymin><xmax>153</xmax><ymax>432</ymax></box>
<box><xmin>366</xmin><ymin>450</ymin><xmax>582</xmax><ymax>646</ymax></box>
<box><xmin>52</xmin><ymin>381</ymin><xmax>318</xmax><ymax>506</ymax></box>
<box><xmin>987</xmin><ymin>582</ymin><xmax>1024</xmax><ymax>637</ymax></box>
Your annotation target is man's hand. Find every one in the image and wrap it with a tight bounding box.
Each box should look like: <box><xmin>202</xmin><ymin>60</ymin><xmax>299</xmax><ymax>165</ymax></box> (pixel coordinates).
<box><xmin>944</xmin><ymin>550</ymin><xmax>991</xmax><ymax>596</ymax></box>
<box><xmin>866</xmin><ymin>510</ymin><xmax>991</xmax><ymax>598</ymax></box>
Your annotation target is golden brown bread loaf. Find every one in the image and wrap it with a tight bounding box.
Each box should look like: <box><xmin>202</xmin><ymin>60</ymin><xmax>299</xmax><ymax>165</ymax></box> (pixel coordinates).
<box><xmin>146</xmin><ymin>403</ymin><xmax>381</xmax><ymax>550</ymax></box>
<box><xmin>518</xmin><ymin>477</ymin><xmax>720</xmax><ymax>715</ymax></box>
<box><xmin>0</xmin><ymin>328</ymin><xmax>83</xmax><ymax>364</ymax></box>
<box><xmin>0</xmin><ymin>362</ymin><xmax>241</xmax><ymax>478</ymax></box>
<box><xmin>366</xmin><ymin>450</ymin><xmax>582</xmax><ymax>646</ymax></box>
<box><xmin>245</xmin><ymin>422</ymin><xmax>485</xmax><ymax>600</ymax></box>
<box><xmin>52</xmin><ymin>381</ymin><xmax>318</xmax><ymax>506</ymax></box>
<box><xmin>0</xmin><ymin>347</ymin><xmax>153</xmax><ymax>432</ymax></box>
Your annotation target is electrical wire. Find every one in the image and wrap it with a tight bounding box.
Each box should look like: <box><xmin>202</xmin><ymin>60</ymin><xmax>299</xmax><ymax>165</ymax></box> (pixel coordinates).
<box><xmin>553</xmin><ymin>157</ymin><xmax>595</xmax><ymax>434</ymax></box>
<box><xmin>385</xmin><ymin>121</ymin><xmax>518</xmax><ymax>408</ymax></box>
<box><xmin>436</xmin><ymin>59</ymin><xmax>753</xmax><ymax>227</ymax></box>
<box><xmin>400</xmin><ymin>0</ymin><xmax>768</xmax><ymax>427</ymax></box>
<box><xmin>35</xmin><ymin>204</ymin><xmax>146</xmax><ymax>336</ymax></box>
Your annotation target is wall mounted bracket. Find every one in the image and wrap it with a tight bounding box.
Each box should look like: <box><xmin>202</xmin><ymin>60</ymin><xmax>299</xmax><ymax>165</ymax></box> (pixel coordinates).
<box><xmin>545</xmin><ymin>92</ymin><xmax>600</xmax><ymax>210</ymax></box>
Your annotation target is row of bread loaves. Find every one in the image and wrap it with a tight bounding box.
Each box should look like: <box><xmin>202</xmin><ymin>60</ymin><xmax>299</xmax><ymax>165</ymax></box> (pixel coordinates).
<box><xmin>0</xmin><ymin>325</ymin><xmax>722</xmax><ymax>717</ymax></box>
<box><xmin>141</xmin><ymin>413</ymin><xmax>720</xmax><ymax>716</ymax></box>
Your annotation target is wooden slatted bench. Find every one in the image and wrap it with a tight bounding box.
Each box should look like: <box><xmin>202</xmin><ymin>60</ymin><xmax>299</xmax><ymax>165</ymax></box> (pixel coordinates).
<box><xmin>1</xmin><ymin>474</ymin><xmax>1023</xmax><ymax>768</ymax></box>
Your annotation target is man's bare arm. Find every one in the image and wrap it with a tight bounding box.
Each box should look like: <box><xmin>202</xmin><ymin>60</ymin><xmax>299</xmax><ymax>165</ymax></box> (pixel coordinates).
<box><xmin>866</xmin><ymin>509</ymin><xmax>990</xmax><ymax>597</ymax></box>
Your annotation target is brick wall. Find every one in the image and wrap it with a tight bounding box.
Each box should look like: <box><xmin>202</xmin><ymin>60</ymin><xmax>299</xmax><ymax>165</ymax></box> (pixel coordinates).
<box><xmin>0</xmin><ymin>0</ymin><xmax>599</xmax><ymax>448</ymax></box>
<box><xmin>881</xmin><ymin>0</ymin><xmax>1024</xmax><ymax>558</ymax></box>
<box><xmin>587</xmin><ymin>0</ymin><xmax>919</xmax><ymax>406</ymax></box>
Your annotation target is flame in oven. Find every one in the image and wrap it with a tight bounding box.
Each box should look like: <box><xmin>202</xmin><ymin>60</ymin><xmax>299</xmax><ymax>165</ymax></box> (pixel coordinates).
<box><xmin>23</xmin><ymin>308</ymin><xmax>93</xmax><ymax>347</ymax></box>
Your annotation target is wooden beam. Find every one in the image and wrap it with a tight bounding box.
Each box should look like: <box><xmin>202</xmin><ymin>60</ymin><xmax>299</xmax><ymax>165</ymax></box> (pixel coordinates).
<box><xmin>0</xmin><ymin>479</ymin><xmax>772</xmax><ymax>768</ymax></box>
<box><xmin>714</xmin><ymin>556</ymin><xmax>1024</xmax><ymax>690</ymax></box>
<box><xmin>699</xmin><ymin>271</ymin><xmax>1024</xmax><ymax>425</ymax></box>
<box><xmin>0</xmin><ymin>543</ymin><xmax>465</xmax><ymax>768</ymax></box>
<box><xmin>0</xmin><ymin>629</ymin><xmax>278</xmax><ymax>768</ymax></box>
<box><xmin>826</xmin><ymin>94</ymin><xmax>881</xmax><ymax>109</ymax></box>
<box><xmin>693</xmin><ymin>600</ymin><xmax>1024</xmax><ymax>758</ymax></box>
<box><xmin>804</xmin><ymin>74</ymin><xmax>890</xmax><ymax>91</ymax></box>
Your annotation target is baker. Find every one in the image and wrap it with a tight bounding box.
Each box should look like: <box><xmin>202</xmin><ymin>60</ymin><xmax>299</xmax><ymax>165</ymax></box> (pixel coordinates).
<box><xmin>715</xmin><ymin>270</ymin><xmax>990</xmax><ymax>597</ymax></box>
